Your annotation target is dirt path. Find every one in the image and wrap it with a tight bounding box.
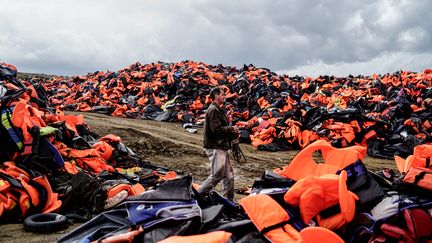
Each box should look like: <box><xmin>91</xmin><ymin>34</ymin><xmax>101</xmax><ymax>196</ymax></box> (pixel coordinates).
<box><xmin>80</xmin><ymin>112</ymin><xmax>396</xmax><ymax>186</ymax></box>
<box><xmin>0</xmin><ymin>112</ymin><xmax>397</xmax><ymax>242</ymax></box>
<box><xmin>81</xmin><ymin>112</ymin><xmax>297</xmax><ymax>189</ymax></box>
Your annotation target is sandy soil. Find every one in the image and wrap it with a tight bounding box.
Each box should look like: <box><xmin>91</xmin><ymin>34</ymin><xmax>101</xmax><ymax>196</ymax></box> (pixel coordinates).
<box><xmin>0</xmin><ymin>112</ymin><xmax>397</xmax><ymax>242</ymax></box>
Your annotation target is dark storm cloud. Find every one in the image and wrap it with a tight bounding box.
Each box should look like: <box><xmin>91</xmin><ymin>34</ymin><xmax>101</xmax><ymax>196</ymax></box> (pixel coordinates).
<box><xmin>1</xmin><ymin>0</ymin><xmax>431</xmax><ymax>76</ymax></box>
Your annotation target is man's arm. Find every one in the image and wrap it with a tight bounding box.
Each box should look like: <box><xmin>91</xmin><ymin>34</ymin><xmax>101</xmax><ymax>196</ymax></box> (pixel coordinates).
<box><xmin>207</xmin><ymin>108</ymin><xmax>236</xmax><ymax>137</ymax></box>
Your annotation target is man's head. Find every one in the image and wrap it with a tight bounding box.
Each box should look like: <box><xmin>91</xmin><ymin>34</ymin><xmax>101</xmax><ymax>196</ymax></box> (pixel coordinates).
<box><xmin>210</xmin><ymin>87</ymin><xmax>225</xmax><ymax>106</ymax></box>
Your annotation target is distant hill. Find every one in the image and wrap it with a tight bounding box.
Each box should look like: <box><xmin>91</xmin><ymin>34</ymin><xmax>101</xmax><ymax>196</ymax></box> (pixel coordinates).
<box><xmin>17</xmin><ymin>72</ymin><xmax>67</xmax><ymax>80</ymax></box>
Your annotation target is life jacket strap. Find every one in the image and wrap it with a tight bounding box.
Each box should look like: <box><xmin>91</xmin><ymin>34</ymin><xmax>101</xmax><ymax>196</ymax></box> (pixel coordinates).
<box><xmin>413</xmin><ymin>172</ymin><xmax>427</xmax><ymax>185</ymax></box>
<box><xmin>261</xmin><ymin>218</ymin><xmax>294</xmax><ymax>234</ymax></box>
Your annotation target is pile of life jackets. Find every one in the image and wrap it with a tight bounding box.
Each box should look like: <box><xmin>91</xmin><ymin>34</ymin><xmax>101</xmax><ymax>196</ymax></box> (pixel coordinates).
<box><xmin>0</xmin><ymin>62</ymin><xmax>177</xmax><ymax>221</ymax></box>
<box><xmin>2</xmin><ymin>62</ymin><xmax>432</xmax><ymax>242</ymax></box>
<box><xmin>43</xmin><ymin>61</ymin><xmax>432</xmax><ymax>159</ymax></box>
<box><xmin>240</xmin><ymin>140</ymin><xmax>432</xmax><ymax>243</ymax></box>
<box><xmin>59</xmin><ymin>141</ymin><xmax>432</xmax><ymax>242</ymax></box>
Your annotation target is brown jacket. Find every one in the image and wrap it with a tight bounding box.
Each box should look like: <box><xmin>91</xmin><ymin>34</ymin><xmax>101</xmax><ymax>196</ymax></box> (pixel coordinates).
<box><xmin>203</xmin><ymin>102</ymin><xmax>237</xmax><ymax>150</ymax></box>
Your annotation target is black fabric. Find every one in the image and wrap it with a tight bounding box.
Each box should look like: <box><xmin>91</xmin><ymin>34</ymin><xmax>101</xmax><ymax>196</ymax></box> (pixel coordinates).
<box><xmin>211</xmin><ymin>219</ymin><xmax>254</xmax><ymax>233</ymax></box>
<box><xmin>238</xmin><ymin>128</ymin><xmax>251</xmax><ymax>143</ymax></box>
<box><xmin>138</xmin><ymin>218</ymin><xmax>201</xmax><ymax>242</ymax></box>
<box><xmin>30</xmin><ymin>80</ymin><xmax>48</xmax><ymax>106</ymax></box>
<box><xmin>142</xmin><ymin>104</ymin><xmax>163</xmax><ymax>120</ymax></box>
<box><xmin>49</xmin><ymin>172</ymin><xmax>74</xmax><ymax>200</ymax></box>
<box><xmin>367</xmin><ymin>138</ymin><xmax>408</xmax><ymax>159</ymax></box>
<box><xmin>327</xmin><ymin>108</ymin><xmax>362</xmax><ymax>122</ymax></box>
<box><xmin>395</xmin><ymin>168</ymin><xmax>432</xmax><ymax>198</ymax></box>
<box><xmin>302</xmin><ymin>107</ymin><xmax>325</xmax><ymax>130</ymax></box>
<box><xmin>109</xmin><ymin>141</ymin><xmax>141</xmax><ymax>168</ymax></box>
<box><xmin>260</xmin><ymin>218</ymin><xmax>294</xmax><ymax>234</ymax></box>
<box><xmin>210</xmin><ymin>219</ymin><xmax>255</xmax><ymax>240</ymax></box>
<box><xmin>235</xmin><ymin>232</ymin><xmax>267</xmax><ymax>243</ymax></box>
<box><xmin>250</xmin><ymin>170</ymin><xmax>295</xmax><ymax>194</ymax></box>
<box><xmin>28</xmin><ymin>136</ymin><xmax>65</xmax><ymax>172</ymax></box>
<box><xmin>0</xmin><ymin>65</ymin><xmax>17</xmax><ymax>81</ymax></box>
<box><xmin>319</xmin><ymin>204</ymin><xmax>341</xmax><ymax>219</ymax></box>
<box><xmin>257</xmin><ymin>139</ymin><xmax>293</xmax><ymax>151</ymax></box>
<box><xmin>337</xmin><ymin>160</ymin><xmax>385</xmax><ymax>210</ymax></box>
<box><xmin>154</xmin><ymin>110</ymin><xmax>178</xmax><ymax>122</ymax></box>
<box><xmin>75</xmin><ymin>124</ymin><xmax>99</xmax><ymax>142</ymax></box>
<box><xmin>127</xmin><ymin>175</ymin><xmax>193</xmax><ymax>201</ymax></box>
<box><xmin>201</xmin><ymin>205</ymin><xmax>224</xmax><ymax>226</ymax></box>
<box><xmin>0</xmin><ymin>172</ymin><xmax>24</xmax><ymax>189</ymax></box>
<box><xmin>58</xmin><ymin>209</ymin><xmax>130</xmax><ymax>243</ymax></box>
<box><xmin>251</xmin><ymin>177</ymin><xmax>295</xmax><ymax>193</ymax></box>
<box><xmin>207</xmin><ymin>190</ymin><xmax>238</xmax><ymax>213</ymax></box>
<box><xmin>60</xmin><ymin>171</ymin><xmax>103</xmax><ymax>217</ymax></box>
<box><xmin>369</xmin><ymin>171</ymin><xmax>395</xmax><ymax>191</ymax></box>
<box><xmin>71</xmin><ymin>136</ymin><xmax>92</xmax><ymax>150</ymax></box>
<box><xmin>91</xmin><ymin>105</ymin><xmax>116</xmax><ymax>115</ymax></box>
<box><xmin>97</xmin><ymin>170</ymin><xmax>139</xmax><ymax>185</ymax></box>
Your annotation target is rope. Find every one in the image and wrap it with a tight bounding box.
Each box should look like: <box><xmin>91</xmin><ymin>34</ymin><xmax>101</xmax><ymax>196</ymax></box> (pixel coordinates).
<box><xmin>232</xmin><ymin>140</ymin><xmax>246</xmax><ymax>164</ymax></box>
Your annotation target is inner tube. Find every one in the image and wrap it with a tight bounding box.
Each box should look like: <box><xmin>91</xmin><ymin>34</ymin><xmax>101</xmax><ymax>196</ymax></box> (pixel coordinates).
<box><xmin>23</xmin><ymin>213</ymin><xmax>69</xmax><ymax>232</ymax></box>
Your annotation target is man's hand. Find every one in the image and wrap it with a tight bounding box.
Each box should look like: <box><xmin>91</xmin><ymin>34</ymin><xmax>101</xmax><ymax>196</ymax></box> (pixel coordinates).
<box><xmin>232</xmin><ymin>125</ymin><xmax>239</xmax><ymax>134</ymax></box>
<box><xmin>232</xmin><ymin>126</ymin><xmax>241</xmax><ymax>141</ymax></box>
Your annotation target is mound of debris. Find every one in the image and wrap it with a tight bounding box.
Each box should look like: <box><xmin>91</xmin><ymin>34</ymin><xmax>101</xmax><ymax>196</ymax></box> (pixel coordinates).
<box><xmin>2</xmin><ymin>62</ymin><xmax>432</xmax><ymax>243</ymax></box>
<box><xmin>0</xmin><ymin>62</ymin><xmax>177</xmax><ymax>222</ymax></box>
<box><xmin>43</xmin><ymin>61</ymin><xmax>432</xmax><ymax>159</ymax></box>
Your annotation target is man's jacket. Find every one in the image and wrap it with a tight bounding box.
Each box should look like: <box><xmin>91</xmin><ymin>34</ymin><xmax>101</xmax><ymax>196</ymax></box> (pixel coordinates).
<box><xmin>203</xmin><ymin>103</ymin><xmax>237</xmax><ymax>150</ymax></box>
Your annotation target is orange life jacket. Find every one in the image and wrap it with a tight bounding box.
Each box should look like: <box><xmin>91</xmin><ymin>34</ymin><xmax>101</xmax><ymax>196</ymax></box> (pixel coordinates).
<box><xmin>33</xmin><ymin>176</ymin><xmax>62</xmax><ymax>213</ymax></box>
<box><xmin>59</xmin><ymin>148</ymin><xmax>115</xmax><ymax>173</ymax></box>
<box><xmin>157</xmin><ymin>231</ymin><xmax>232</xmax><ymax>243</ymax></box>
<box><xmin>250</xmin><ymin>126</ymin><xmax>276</xmax><ymax>147</ymax></box>
<box><xmin>284</xmin><ymin>171</ymin><xmax>358</xmax><ymax>230</ymax></box>
<box><xmin>240</xmin><ymin>194</ymin><xmax>301</xmax><ymax>242</ymax></box>
<box><xmin>10</xmin><ymin>101</ymin><xmax>42</xmax><ymax>155</ymax></box>
<box><xmin>395</xmin><ymin>144</ymin><xmax>432</xmax><ymax>173</ymax></box>
<box><xmin>96</xmin><ymin>227</ymin><xmax>144</xmax><ymax>243</ymax></box>
<box><xmin>57</xmin><ymin>114</ymin><xmax>85</xmax><ymax>135</ymax></box>
<box><xmin>107</xmin><ymin>183</ymin><xmax>145</xmax><ymax>198</ymax></box>
<box><xmin>0</xmin><ymin>172</ymin><xmax>31</xmax><ymax>216</ymax></box>
<box><xmin>111</xmin><ymin>105</ymin><xmax>128</xmax><ymax>117</ymax></box>
<box><xmin>298</xmin><ymin>130</ymin><xmax>319</xmax><ymax>148</ymax></box>
<box><xmin>77</xmin><ymin>103</ymin><xmax>92</xmax><ymax>112</ymax></box>
<box><xmin>298</xmin><ymin>226</ymin><xmax>344</xmax><ymax>243</ymax></box>
<box><xmin>257</xmin><ymin>96</ymin><xmax>270</xmax><ymax>109</ymax></box>
<box><xmin>64</xmin><ymin>161</ymin><xmax>80</xmax><ymax>174</ymax></box>
<box><xmin>93</xmin><ymin>141</ymin><xmax>114</xmax><ymax>162</ymax></box>
<box><xmin>1</xmin><ymin>162</ymin><xmax>40</xmax><ymax>208</ymax></box>
<box><xmin>100</xmin><ymin>134</ymin><xmax>122</xmax><ymax>143</ymax></box>
<box><xmin>240</xmin><ymin>194</ymin><xmax>344</xmax><ymax>242</ymax></box>
<box><xmin>275</xmin><ymin>140</ymin><xmax>366</xmax><ymax>181</ymax></box>
<box><xmin>0</xmin><ymin>192</ymin><xmax>18</xmax><ymax>216</ymax></box>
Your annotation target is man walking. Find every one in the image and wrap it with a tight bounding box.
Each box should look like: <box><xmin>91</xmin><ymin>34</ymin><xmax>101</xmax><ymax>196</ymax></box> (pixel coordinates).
<box><xmin>199</xmin><ymin>87</ymin><xmax>239</xmax><ymax>201</ymax></box>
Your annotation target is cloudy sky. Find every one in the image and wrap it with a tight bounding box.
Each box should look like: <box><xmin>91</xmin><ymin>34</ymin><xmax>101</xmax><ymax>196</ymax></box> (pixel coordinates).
<box><xmin>1</xmin><ymin>0</ymin><xmax>431</xmax><ymax>77</ymax></box>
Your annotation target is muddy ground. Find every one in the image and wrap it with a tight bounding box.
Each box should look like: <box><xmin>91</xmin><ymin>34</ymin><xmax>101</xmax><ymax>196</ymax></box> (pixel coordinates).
<box><xmin>0</xmin><ymin>112</ymin><xmax>397</xmax><ymax>242</ymax></box>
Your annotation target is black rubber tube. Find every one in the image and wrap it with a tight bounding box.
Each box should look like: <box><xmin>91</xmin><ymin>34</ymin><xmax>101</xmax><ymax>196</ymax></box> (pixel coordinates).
<box><xmin>23</xmin><ymin>213</ymin><xmax>68</xmax><ymax>232</ymax></box>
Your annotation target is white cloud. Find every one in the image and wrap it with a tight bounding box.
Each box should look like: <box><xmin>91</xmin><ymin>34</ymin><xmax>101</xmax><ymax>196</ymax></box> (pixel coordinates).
<box><xmin>278</xmin><ymin>51</ymin><xmax>432</xmax><ymax>77</ymax></box>
<box><xmin>398</xmin><ymin>27</ymin><xmax>428</xmax><ymax>50</ymax></box>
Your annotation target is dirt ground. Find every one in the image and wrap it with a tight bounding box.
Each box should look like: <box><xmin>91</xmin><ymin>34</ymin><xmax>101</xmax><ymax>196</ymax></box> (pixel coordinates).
<box><xmin>0</xmin><ymin>112</ymin><xmax>397</xmax><ymax>242</ymax></box>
